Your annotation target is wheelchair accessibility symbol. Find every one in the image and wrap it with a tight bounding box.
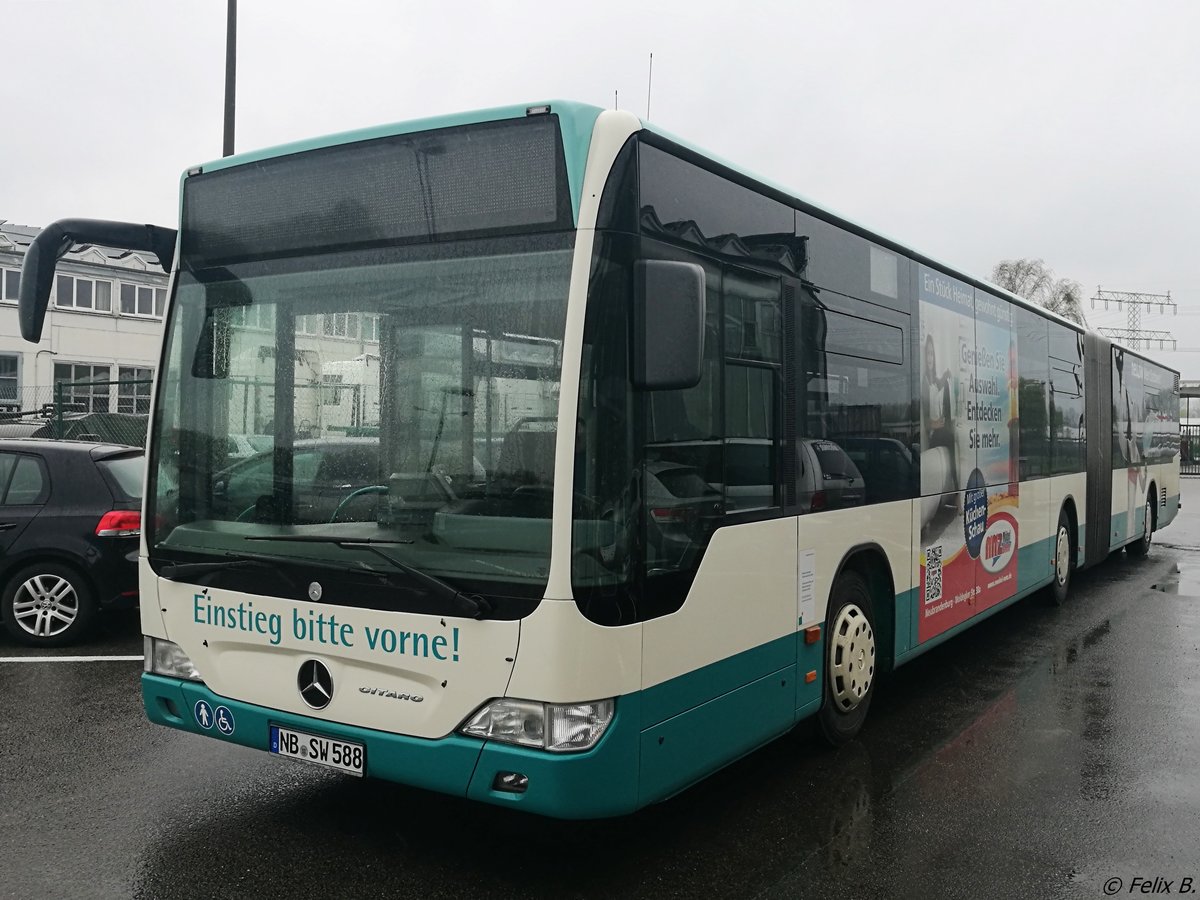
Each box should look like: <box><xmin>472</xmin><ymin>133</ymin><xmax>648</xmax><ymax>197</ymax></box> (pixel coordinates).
<box><xmin>214</xmin><ymin>705</ymin><xmax>236</xmax><ymax>736</ymax></box>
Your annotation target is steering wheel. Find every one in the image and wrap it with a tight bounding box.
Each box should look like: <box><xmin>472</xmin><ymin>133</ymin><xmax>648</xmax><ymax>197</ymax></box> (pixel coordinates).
<box><xmin>329</xmin><ymin>485</ymin><xmax>388</xmax><ymax>524</ymax></box>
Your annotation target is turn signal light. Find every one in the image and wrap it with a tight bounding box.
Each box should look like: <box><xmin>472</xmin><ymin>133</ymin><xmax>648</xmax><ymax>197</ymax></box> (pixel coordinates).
<box><xmin>804</xmin><ymin>625</ymin><xmax>821</xmax><ymax>644</ymax></box>
<box><xmin>96</xmin><ymin>510</ymin><xmax>141</xmax><ymax>537</ymax></box>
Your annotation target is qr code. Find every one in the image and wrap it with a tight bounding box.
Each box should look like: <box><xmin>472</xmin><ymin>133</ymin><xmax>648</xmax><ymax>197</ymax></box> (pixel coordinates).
<box><xmin>924</xmin><ymin>545</ymin><xmax>943</xmax><ymax>604</ymax></box>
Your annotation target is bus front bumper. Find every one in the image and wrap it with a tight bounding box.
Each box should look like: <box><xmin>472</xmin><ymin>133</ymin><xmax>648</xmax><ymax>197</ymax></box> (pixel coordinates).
<box><xmin>141</xmin><ymin>673</ymin><xmax>640</xmax><ymax>819</ymax></box>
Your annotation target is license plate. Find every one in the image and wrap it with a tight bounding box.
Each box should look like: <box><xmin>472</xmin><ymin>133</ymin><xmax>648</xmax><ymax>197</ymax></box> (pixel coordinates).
<box><xmin>269</xmin><ymin>725</ymin><xmax>365</xmax><ymax>776</ymax></box>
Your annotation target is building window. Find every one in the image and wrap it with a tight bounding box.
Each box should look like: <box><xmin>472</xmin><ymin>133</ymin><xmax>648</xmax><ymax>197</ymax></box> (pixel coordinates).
<box><xmin>322</xmin><ymin>313</ymin><xmax>365</xmax><ymax>339</ymax></box>
<box><xmin>117</xmin><ymin>367</ymin><xmax>154</xmax><ymax>414</ymax></box>
<box><xmin>1</xmin><ymin>268</ymin><xmax>19</xmax><ymax>302</ymax></box>
<box><xmin>119</xmin><ymin>283</ymin><xmax>166</xmax><ymax>317</ymax></box>
<box><xmin>0</xmin><ymin>356</ymin><xmax>18</xmax><ymax>404</ymax></box>
<box><xmin>230</xmin><ymin>305</ymin><xmax>273</xmax><ymax>330</ymax></box>
<box><xmin>296</xmin><ymin>315</ymin><xmax>322</xmax><ymax>335</ymax></box>
<box><xmin>296</xmin><ymin>313</ymin><xmax>378</xmax><ymax>340</ymax></box>
<box><xmin>56</xmin><ymin>275</ymin><xmax>112</xmax><ymax>311</ymax></box>
<box><xmin>53</xmin><ymin>363</ymin><xmax>111</xmax><ymax>413</ymax></box>
<box><xmin>363</xmin><ymin>314</ymin><xmax>379</xmax><ymax>342</ymax></box>
<box><xmin>324</xmin><ymin>313</ymin><xmax>347</xmax><ymax>338</ymax></box>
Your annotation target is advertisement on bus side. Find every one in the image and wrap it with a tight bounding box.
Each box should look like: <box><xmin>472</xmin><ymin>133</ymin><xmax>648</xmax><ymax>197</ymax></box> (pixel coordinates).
<box><xmin>918</xmin><ymin>266</ymin><xmax>1019</xmax><ymax>642</ymax></box>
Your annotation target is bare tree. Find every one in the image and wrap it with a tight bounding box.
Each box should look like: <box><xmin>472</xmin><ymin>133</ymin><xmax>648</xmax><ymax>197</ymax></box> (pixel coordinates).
<box><xmin>990</xmin><ymin>258</ymin><xmax>1087</xmax><ymax>326</ymax></box>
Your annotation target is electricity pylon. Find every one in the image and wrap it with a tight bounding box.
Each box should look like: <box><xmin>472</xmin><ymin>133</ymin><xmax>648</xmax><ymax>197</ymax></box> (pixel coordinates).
<box><xmin>1091</xmin><ymin>288</ymin><xmax>1176</xmax><ymax>350</ymax></box>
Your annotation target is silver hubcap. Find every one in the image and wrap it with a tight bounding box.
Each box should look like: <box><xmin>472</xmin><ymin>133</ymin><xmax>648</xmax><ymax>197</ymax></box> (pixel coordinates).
<box><xmin>1056</xmin><ymin>526</ymin><xmax>1070</xmax><ymax>586</ymax></box>
<box><xmin>1144</xmin><ymin>500</ymin><xmax>1153</xmax><ymax>545</ymax></box>
<box><xmin>829</xmin><ymin>604</ymin><xmax>875</xmax><ymax>711</ymax></box>
<box><xmin>12</xmin><ymin>575</ymin><xmax>79</xmax><ymax>638</ymax></box>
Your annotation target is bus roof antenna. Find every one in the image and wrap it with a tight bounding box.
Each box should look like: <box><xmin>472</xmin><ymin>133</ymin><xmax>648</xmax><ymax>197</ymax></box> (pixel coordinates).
<box><xmin>646</xmin><ymin>52</ymin><xmax>654</xmax><ymax>120</ymax></box>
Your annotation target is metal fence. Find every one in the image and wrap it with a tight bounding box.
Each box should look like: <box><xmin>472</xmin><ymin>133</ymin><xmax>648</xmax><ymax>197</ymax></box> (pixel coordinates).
<box><xmin>1183</xmin><ymin>424</ymin><xmax>1200</xmax><ymax>477</ymax></box>
<box><xmin>0</xmin><ymin>380</ymin><xmax>151</xmax><ymax>447</ymax></box>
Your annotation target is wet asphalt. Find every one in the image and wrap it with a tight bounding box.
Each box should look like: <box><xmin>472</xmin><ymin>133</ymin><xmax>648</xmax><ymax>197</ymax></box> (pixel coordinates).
<box><xmin>3</xmin><ymin>486</ymin><xmax>1200</xmax><ymax>899</ymax></box>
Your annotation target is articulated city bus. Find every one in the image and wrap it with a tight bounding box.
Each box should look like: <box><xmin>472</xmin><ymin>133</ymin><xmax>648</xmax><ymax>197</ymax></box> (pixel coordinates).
<box><xmin>19</xmin><ymin>101</ymin><xmax>1180</xmax><ymax>818</ymax></box>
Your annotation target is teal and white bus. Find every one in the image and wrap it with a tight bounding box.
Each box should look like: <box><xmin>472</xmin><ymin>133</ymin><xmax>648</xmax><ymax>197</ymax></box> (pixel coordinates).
<box><xmin>20</xmin><ymin>101</ymin><xmax>1181</xmax><ymax>818</ymax></box>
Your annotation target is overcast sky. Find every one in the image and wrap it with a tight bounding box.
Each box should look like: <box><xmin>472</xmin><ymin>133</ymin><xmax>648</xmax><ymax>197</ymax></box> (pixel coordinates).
<box><xmin>4</xmin><ymin>0</ymin><xmax>1198</xmax><ymax>373</ymax></box>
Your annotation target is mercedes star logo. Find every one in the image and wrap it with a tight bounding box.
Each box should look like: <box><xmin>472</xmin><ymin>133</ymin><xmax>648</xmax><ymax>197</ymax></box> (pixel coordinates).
<box><xmin>298</xmin><ymin>659</ymin><xmax>334</xmax><ymax>709</ymax></box>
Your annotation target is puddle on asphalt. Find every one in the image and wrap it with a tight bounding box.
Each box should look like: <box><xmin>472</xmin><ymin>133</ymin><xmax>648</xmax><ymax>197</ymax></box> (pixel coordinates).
<box><xmin>1150</xmin><ymin>562</ymin><xmax>1200</xmax><ymax>595</ymax></box>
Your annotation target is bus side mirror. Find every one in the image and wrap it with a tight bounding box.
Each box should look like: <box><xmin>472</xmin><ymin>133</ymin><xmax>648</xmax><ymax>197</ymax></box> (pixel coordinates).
<box><xmin>19</xmin><ymin>218</ymin><xmax>176</xmax><ymax>343</ymax></box>
<box><xmin>633</xmin><ymin>260</ymin><xmax>706</xmax><ymax>391</ymax></box>
<box><xmin>17</xmin><ymin>233</ymin><xmax>65</xmax><ymax>344</ymax></box>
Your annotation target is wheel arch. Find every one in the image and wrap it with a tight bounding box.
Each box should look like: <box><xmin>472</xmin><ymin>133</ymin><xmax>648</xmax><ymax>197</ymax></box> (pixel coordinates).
<box><xmin>1059</xmin><ymin>495</ymin><xmax>1080</xmax><ymax>563</ymax></box>
<box><xmin>831</xmin><ymin>543</ymin><xmax>896</xmax><ymax>674</ymax></box>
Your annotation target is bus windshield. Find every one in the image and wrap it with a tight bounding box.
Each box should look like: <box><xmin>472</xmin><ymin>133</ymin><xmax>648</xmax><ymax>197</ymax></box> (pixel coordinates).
<box><xmin>148</xmin><ymin>234</ymin><xmax>573</xmax><ymax>602</ymax></box>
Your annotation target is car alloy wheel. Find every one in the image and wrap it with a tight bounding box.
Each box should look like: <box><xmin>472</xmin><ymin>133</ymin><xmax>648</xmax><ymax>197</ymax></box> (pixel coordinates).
<box><xmin>12</xmin><ymin>574</ymin><xmax>80</xmax><ymax>639</ymax></box>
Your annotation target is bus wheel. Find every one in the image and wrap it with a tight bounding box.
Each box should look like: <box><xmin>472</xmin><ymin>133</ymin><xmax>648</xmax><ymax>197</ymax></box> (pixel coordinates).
<box><xmin>1048</xmin><ymin>509</ymin><xmax>1074</xmax><ymax>606</ymax></box>
<box><xmin>1126</xmin><ymin>493</ymin><xmax>1154</xmax><ymax>558</ymax></box>
<box><xmin>817</xmin><ymin>571</ymin><xmax>877</xmax><ymax>747</ymax></box>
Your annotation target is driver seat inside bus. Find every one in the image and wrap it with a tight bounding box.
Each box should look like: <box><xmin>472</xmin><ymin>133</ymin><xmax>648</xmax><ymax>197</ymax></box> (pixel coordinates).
<box><xmin>495</xmin><ymin>426</ymin><xmax>557</xmax><ymax>487</ymax></box>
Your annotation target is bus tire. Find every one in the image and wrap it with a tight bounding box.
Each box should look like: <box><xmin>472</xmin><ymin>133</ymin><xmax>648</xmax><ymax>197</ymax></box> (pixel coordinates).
<box><xmin>817</xmin><ymin>570</ymin><xmax>877</xmax><ymax>747</ymax></box>
<box><xmin>1048</xmin><ymin>508</ymin><xmax>1074</xmax><ymax>606</ymax></box>
<box><xmin>1126</xmin><ymin>492</ymin><xmax>1154</xmax><ymax>558</ymax></box>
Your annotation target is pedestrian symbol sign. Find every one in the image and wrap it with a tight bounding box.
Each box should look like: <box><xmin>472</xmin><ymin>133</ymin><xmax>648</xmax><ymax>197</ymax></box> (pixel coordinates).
<box><xmin>194</xmin><ymin>700</ymin><xmax>214</xmax><ymax>730</ymax></box>
<box><xmin>214</xmin><ymin>705</ymin><xmax>236</xmax><ymax>736</ymax></box>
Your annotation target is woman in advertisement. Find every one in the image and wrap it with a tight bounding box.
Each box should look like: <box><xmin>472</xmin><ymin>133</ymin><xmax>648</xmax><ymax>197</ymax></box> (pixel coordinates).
<box><xmin>924</xmin><ymin>335</ymin><xmax>954</xmax><ymax>451</ymax></box>
<box><xmin>921</xmin><ymin>332</ymin><xmax>959</xmax><ymax>505</ymax></box>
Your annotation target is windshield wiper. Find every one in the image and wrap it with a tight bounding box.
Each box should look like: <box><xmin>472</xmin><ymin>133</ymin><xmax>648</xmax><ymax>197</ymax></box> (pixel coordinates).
<box><xmin>244</xmin><ymin>535</ymin><xmax>494</xmax><ymax>619</ymax></box>
<box><xmin>156</xmin><ymin>554</ymin><xmax>300</xmax><ymax>589</ymax></box>
<box><xmin>156</xmin><ymin>550</ymin><xmax>376</xmax><ymax>589</ymax></box>
<box><xmin>236</xmin><ymin>535</ymin><xmax>412</xmax><ymax>545</ymax></box>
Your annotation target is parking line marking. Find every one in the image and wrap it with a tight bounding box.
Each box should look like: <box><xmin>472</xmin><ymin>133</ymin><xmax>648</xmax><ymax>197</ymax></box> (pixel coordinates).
<box><xmin>0</xmin><ymin>655</ymin><xmax>143</xmax><ymax>663</ymax></box>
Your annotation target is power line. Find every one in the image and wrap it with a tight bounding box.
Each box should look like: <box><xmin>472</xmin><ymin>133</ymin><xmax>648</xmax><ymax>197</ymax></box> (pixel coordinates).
<box><xmin>1098</xmin><ymin>327</ymin><xmax>1177</xmax><ymax>350</ymax></box>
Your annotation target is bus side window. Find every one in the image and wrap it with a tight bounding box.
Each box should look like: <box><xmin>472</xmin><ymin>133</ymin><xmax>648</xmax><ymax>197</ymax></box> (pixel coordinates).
<box><xmin>722</xmin><ymin>267</ymin><xmax>783</xmax><ymax>513</ymax></box>
<box><xmin>801</xmin><ymin>288</ymin><xmax>915</xmax><ymax>508</ymax></box>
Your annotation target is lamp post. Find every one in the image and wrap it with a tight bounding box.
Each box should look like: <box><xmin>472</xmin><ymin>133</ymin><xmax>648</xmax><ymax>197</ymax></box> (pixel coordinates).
<box><xmin>223</xmin><ymin>0</ymin><xmax>237</xmax><ymax>157</ymax></box>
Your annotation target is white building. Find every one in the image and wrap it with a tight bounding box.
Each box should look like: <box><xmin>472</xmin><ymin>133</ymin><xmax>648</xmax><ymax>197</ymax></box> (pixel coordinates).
<box><xmin>0</xmin><ymin>219</ymin><xmax>168</xmax><ymax>415</ymax></box>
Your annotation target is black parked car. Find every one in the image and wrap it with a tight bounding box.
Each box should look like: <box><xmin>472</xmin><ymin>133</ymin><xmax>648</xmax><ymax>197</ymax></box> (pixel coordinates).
<box><xmin>0</xmin><ymin>440</ymin><xmax>142</xmax><ymax>647</ymax></box>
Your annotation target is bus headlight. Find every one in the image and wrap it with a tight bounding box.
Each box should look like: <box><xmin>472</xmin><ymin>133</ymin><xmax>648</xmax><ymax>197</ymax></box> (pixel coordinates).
<box><xmin>144</xmin><ymin>636</ymin><xmax>204</xmax><ymax>682</ymax></box>
<box><xmin>460</xmin><ymin>698</ymin><xmax>614</xmax><ymax>752</ymax></box>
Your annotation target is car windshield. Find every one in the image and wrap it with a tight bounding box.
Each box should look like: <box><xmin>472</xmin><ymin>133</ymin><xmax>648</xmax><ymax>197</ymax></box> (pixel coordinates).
<box><xmin>148</xmin><ymin>234</ymin><xmax>574</xmax><ymax>599</ymax></box>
